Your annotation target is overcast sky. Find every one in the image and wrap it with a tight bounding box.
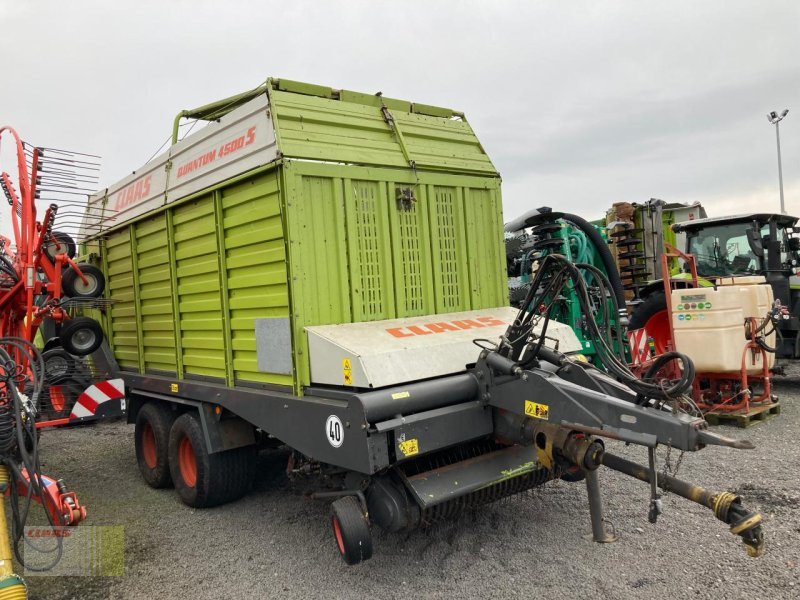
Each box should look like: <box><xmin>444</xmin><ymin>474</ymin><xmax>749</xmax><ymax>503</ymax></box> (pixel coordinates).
<box><xmin>1</xmin><ymin>0</ymin><xmax>798</xmax><ymax>237</ymax></box>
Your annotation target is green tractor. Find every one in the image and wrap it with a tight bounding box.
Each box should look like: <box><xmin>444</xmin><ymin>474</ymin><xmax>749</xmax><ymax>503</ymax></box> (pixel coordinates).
<box><xmin>628</xmin><ymin>212</ymin><xmax>800</xmax><ymax>360</ymax></box>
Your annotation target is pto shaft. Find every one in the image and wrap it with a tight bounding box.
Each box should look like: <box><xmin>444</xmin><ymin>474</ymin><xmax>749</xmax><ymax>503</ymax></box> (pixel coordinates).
<box><xmin>602</xmin><ymin>452</ymin><xmax>764</xmax><ymax>557</ymax></box>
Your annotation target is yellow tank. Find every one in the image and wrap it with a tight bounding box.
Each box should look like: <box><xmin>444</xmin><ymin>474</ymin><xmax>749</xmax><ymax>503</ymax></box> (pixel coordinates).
<box><xmin>671</xmin><ymin>277</ymin><xmax>774</xmax><ymax>374</ymax></box>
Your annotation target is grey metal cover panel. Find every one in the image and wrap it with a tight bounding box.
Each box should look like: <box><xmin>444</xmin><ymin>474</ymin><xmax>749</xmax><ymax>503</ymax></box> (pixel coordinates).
<box><xmin>82</xmin><ymin>94</ymin><xmax>279</xmax><ymax>237</ymax></box>
<box><xmin>305</xmin><ymin>307</ymin><xmax>582</xmax><ymax>389</ymax></box>
<box><xmin>255</xmin><ymin>317</ymin><xmax>293</xmax><ymax>375</ymax></box>
<box><xmin>404</xmin><ymin>444</ymin><xmax>540</xmax><ymax>508</ymax></box>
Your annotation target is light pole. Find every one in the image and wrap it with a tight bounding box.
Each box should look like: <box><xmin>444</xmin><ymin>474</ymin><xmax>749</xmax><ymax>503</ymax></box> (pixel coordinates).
<box><xmin>767</xmin><ymin>109</ymin><xmax>789</xmax><ymax>214</ymax></box>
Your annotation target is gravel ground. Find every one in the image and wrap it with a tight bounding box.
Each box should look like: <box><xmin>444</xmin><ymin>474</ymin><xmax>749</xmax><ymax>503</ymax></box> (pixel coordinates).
<box><xmin>21</xmin><ymin>366</ymin><xmax>800</xmax><ymax>600</ymax></box>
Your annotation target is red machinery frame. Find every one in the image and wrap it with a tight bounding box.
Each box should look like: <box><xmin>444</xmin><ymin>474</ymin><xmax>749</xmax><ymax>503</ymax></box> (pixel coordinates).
<box><xmin>0</xmin><ymin>126</ymin><xmax>92</xmax><ymax>347</ymax></box>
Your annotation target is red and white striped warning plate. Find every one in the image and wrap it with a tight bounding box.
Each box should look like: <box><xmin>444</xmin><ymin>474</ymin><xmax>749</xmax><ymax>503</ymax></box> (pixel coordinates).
<box><xmin>70</xmin><ymin>379</ymin><xmax>125</xmax><ymax>420</ymax></box>
<box><xmin>627</xmin><ymin>328</ymin><xmax>650</xmax><ymax>365</ymax></box>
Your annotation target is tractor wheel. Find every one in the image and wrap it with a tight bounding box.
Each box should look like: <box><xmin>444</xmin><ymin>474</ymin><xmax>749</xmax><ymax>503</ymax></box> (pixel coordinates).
<box><xmin>331</xmin><ymin>496</ymin><xmax>373</xmax><ymax>565</ymax></box>
<box><xmin>135</xmin><ymin>402</ymin><xmax>177</xmax><ymax>489</ymax></box>
<box><xmin>59</xmin><ymin>317</ymin><xmax>104</xmax><ymax>356</ymax></box>
<box><xmin>628</xmin><ymin>291</ymin><xmax>672</xmax><ymax>355</ymax></box>
<box><xmin>168</xmin><ymin>412</ymin><xmax>256</xmax><ymax>508</ymax></box>
<box><xmin>62</xmin><ymin>263</ymin><xmax>105</xmax><ymax>298</ymax></box>
<box><xmin>44</xmin><ymin>231</ymin><xmax>76</xmax><ymax>261</ymax></box>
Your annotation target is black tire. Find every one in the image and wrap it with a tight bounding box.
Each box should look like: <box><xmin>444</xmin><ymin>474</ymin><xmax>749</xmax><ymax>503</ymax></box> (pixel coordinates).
<box><xmin>135</xmin><ymin>402</ymin><xmax>177</xmax><ymax>489</ymax></box>
<box><xmin>331</xmin><ymin>496</ymin><xmax>373</xmax><ymax>565</ymax></box>
<box><xmin>44</xmin><ymin>231</ymin><xmax>76</xmax><ymax>261</ymax></box>
<box><xmin>628</xmin><ymin>290</ymin><xmax>668</xmax><ymax>330</ymax></box>
<box><xmin>42</xmin><ymin>337</ymin><xmax>63</xmax><ymax>353</ymax></box>
<box><xmin>168</xmin><ymin>412</ymin><xmax>256</xmax><ymax>508</ymax></box>
<box><xmin>59</xmin><ymin>317</ymin><xmax>104</xmax><ymax>356</ymax></box>
<box><xmin>62</xmin><ymin>263</ymin><xmax>105</xmax><ymax>298</ymax></box>
<box><xmin>42</xmin><ymin>348</ymin><xmax>75</xmax><ymax>384</ymax></box>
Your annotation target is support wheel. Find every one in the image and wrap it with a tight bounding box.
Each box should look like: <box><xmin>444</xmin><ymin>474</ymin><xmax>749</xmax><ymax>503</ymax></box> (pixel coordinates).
<box><xmin>135</xmin><ymin>402</ymin><xmax>176</xmax><ymax>489</ymax></box>
<box><xmin>168</xmin><ymin>412</ymin><xmax>256</xmax><ymax>508</ymax></box>
<box><xmin>44</xmin><ymin>231</ymin><xmax>76</xmax><ymax>261</ymax></box>
<box><xmin>59</xmin><ymin>317</ymin><xmax>104</xmax><ymax>356</ymax></box>
<box><xmin>331</xmin><ymin>496</ymin><xmax>373</xmax><ymax>565</ymax></box>
<box><xmin>62</xmin><ymin>263</ymin><xmax>105</xmax><ymax>298</ymax></box>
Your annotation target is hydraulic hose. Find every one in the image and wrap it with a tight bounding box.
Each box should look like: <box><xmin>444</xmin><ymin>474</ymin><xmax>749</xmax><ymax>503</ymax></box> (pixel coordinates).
<box><xmin>560</xmin><ymin>212</ymin><xmax>626</xmax><ymax>310</ymax></box>
<box><xmin>508</xmin><ymin>253</ymin><xmax>694</xmax><ymax>402</ymax></box>
<box><xmin>636</xmin><ymin>351</ymin><xmax>696</xmax><ymax>405</ymax></box>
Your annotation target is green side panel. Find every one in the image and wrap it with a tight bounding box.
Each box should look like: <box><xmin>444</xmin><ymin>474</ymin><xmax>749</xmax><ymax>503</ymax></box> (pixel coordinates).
<box><xmin>269</xmin><ymin>89</ymin><xmax>497</xmax><ymax>175</ymax></box>
<box><xmin>220</xmin><ymin>172</ymin><xmax>292</xmax><ymax>386</ymax></box>
<box><xmin>283</xmin><ymin>167</ymin><xmax>352</xmax><ymax>391</ymax></box>
<box><xmin>134</xmin><ymin>214</ymin><xmax>178</xmax><ymax>373</ymax></box>
<box><xmin>393</xmin><ymin>110</ymin><xmax>495</xmax><ymax>174</ymax></box>
<box><xmin>284</xmin><ymin>161</ymin><xmax>505</xmax><ymax>391</ymax></box>
<box><xmin>172</xmin><ymin>197</ymin><xmax>226</xmax><ymax>380</ymax></box>
<box><xmin>463</xmin><ymin>187</ymin><xmax>508</xmax><ymax>308</ymax></box>
<box><xmin>271</xmin><ymin>89</ymin><xmax>406</xmax><ymax>169</ymax></box>
<box><xmin>105</xmin><ymin>230</ymin><xmax>139</xmax><ymax>369</ymax></box>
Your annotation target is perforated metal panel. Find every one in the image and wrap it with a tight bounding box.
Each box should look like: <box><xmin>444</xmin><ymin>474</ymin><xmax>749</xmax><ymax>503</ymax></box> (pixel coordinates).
<box><xmin>430</xmin><ymin>186</ymin><xmax>468</xmax><ymax>313</ymax></box>
<box><xmin>392</xmin><ymin>196</ymin><xmax>431</xmax><ymax>316</ymax></box>
<box><xmin>348</xmin><ymin>180</ymin><xmax>393</xmax><ymax>321</ymax></box>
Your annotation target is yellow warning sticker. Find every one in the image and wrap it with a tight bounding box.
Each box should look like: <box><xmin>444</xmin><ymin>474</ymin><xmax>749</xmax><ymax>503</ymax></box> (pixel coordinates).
<box><xmin>343</xmin><ymin>358</ymin><xmax>352</xmax><ymax>385</ymax></box>
<box><xmin>524</xmin><ymin>400</ymin><xmax>549</xmax><ymax>420</ymax></box>
<box><xmin>391</xmin><ymin>391</ymin><xmax>410</xmax><ymax>400</ymax></box>
<box><xmin>170</xmin><ymin>383</ymin><xmax>179</xmax><ymax>393</ymax></box>
<box><xmin>398</xmin><ymin>438</ymin><xmax>419</xmax><ymax>457</ymax></box>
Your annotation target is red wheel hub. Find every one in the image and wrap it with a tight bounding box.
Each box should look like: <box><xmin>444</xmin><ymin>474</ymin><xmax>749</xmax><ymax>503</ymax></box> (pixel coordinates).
<box><xmin>141</xmin><ymin>422</ymin><xmax>157</xmax><ymax>470</ymax></box>
<box><xmin>644</xmin><ymin>309</ymin><xmax>672</xmax><ymax>355</ymax></box>
<box><xmin>49</xmin><ymin>385</ymin><xmax>66</xmax><ymax>412</ymax></box>
<box><xmin>332</xmin><ymin>516</ymin><xmax>345</xmax><ymax>555</ymax></box>
<box><xmin>178</xmin><ymin>436</ymin><xmax>197</xmax><ymax>488</ymax></box>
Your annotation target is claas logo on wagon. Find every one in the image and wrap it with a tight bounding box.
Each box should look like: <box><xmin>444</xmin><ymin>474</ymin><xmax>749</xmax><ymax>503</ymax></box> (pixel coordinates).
<box><xmin>114</xmin><ymin>175</ymin><xmax>152</xmax><ymax>212</ymax></box>
<box><xmin>112</xmin><ymin>126</ymin><xmax>257</xmax><ymax>212</ymax></box>
<box><xmin>386</xmin><ymin>316</ymin><xmax>507</xmax><ymax>338</ymax></box>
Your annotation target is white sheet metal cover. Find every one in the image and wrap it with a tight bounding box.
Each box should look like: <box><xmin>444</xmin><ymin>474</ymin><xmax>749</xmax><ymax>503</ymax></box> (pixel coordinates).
<box><xmin>82</xmin><ymin>94</ymin><xmax>278</xmax><ymax>237</ymax></box>
<box><xmin>305</xmin><ymin>307</ymin><xmax>582</xmax><ymax>389</ymax></box>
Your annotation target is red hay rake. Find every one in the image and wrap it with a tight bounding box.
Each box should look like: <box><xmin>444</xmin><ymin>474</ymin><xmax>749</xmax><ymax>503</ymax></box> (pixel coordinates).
<box><xmin>1</xmin><ymin>126</ymin><xmax>117</xmax><ymax>425</ymax></box>
<box><xmin>0</xmin><ymin>126</ymin><xmax>106</xmax><ymax>356</ymax></box>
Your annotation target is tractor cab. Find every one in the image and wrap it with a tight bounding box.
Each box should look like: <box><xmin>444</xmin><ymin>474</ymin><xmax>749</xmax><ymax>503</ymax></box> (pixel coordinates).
<box><xmin>674</xmin><ymin>213</ymin><xmax>800</xmax><ymax>278</ymax></box>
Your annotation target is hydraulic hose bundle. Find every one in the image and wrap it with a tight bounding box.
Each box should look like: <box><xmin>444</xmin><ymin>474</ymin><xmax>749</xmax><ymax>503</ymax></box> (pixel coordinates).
<box><xmin>505</xmin><ymin>208</ymin><xmax>629</xmax><ymax>367</ymax></box>
<box><xmin>507</xmin><ymin>253</ymin><xmax>695</xmax><ymax>403</ymax></box>
<box><xmin>0</xmin><ymin>337</ymin><xmax>68</xmax><ymax>586</ymax></box>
